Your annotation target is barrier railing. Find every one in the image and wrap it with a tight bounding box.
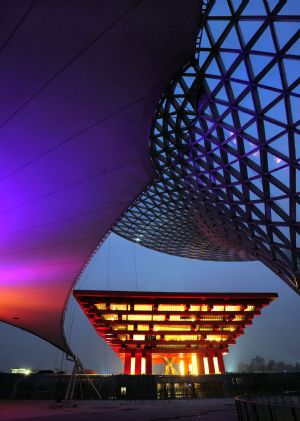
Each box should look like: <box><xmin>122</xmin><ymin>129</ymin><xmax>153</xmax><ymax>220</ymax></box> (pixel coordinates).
<box><xmin>235</xmin><ymin>392</ymin><xmax>300</xmax><ymax>421</ymax></box>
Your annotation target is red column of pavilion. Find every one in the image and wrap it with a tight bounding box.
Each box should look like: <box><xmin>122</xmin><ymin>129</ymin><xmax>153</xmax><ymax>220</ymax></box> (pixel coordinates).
<box><xmin>217</xmin><ymin>354</ymin><xmax>226</xmax><ymax>373</ymax></box>
<box><xmin>135</xmin><ymin>353</ymin><xmax>142</xmax><ymax>374</ymax></box>
<box><xmin>124</xmin><ymin>353</ymin><xmax>131</xmax><ymax>375</ymax></box>
<box><xmin>207</xmin><ymin>354</ymin><xmax>215</xmax><ymax>374</ymax></box>
<box><xmin>145</xmin><ymin>353</ymin><xmax>152</xmax><ymax>375</ymax></box>
<box><xmin>196</xmin><ymin>353</ymin><xmax>205</xmax><ymax>375</ymax></box>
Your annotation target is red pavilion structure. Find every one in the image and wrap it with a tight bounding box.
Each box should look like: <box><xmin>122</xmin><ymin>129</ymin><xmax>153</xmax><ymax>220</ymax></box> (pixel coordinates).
<box><xmin>74</xmin><ymin>290</ymin><xmax>277</xmax><ymax>375</ymax></box>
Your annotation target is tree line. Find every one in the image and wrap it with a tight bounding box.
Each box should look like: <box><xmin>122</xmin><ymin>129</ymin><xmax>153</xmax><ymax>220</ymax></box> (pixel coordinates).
<box><xmin>238</xmin><ymin>356</ymin><xmax>300</xmax><ymax>373</ymax></box>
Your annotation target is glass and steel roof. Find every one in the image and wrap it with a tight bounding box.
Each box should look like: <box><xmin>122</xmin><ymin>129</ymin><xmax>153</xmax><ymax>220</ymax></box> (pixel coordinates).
<box><xmin>114</xmin><ymin>1</ymin><xmax>300</xmax><ymax>293</ymax></box>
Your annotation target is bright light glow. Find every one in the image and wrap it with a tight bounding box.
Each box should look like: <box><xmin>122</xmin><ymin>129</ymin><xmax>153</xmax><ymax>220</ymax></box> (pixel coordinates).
<box><xmin>213</xmin><ymin>357</ymin><xmax>220</xmax><ymax>374</ymax></box>
<box><xmin>141</xmin><ymin>357</ymin><xmax>146</xmax><ymax>374</ymax></box>
<box><xmin>11</xmin><ymin>368</ymin><xmax>32</xmax><ymax>375</ymax></box>
<box><xmin>179</xmin><ymin>360</ymin><xmax>185</xmax><ymax>375</ymax></box>
<box><xmin>130</xmin><ymin>357</ymin><xmax>135</xmax><ymax>375</ymax></box>
<box><xmin>203</xmin><ymin>357</ymin><xmax>209</xmax><ymax>374</ymax></box>
<box><xmin>275</xmin><ymin>157</ymin><xmax>282</xmax><ymax>164</ymax></box>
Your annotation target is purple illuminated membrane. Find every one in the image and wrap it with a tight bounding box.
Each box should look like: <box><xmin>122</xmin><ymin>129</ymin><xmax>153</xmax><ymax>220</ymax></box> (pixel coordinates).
<box><xmin>0</xmin><ymin>0</ymin><xmax>201</xmax><ymax>351</ymax></box>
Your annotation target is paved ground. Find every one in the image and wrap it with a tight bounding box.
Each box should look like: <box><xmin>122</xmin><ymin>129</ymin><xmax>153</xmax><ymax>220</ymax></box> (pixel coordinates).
<box><xmin>0</xmin><ymin>399</ymin><xmax>238</xmax><ymax>421</ymax></box>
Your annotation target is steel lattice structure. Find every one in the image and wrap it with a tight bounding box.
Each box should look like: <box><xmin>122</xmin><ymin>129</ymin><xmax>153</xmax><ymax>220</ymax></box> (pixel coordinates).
<box><xmin>114</xmin><ymin>0</ymin><xmax>300</xmax><ymax>293</ymax></box>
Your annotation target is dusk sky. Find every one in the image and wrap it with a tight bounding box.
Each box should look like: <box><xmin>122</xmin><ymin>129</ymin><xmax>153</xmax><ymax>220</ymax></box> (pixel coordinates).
<box><xmin>1</xmin><ymin>232</ymin><xmax>299</xmax><ymax>374</ymax></box>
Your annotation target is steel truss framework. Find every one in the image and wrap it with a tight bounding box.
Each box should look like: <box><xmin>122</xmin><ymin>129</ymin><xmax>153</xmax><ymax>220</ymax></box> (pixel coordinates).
<box><xmin>114</xmin><ymin>0</ymin><xmax>300</xmax><ymax>293</ymax></box>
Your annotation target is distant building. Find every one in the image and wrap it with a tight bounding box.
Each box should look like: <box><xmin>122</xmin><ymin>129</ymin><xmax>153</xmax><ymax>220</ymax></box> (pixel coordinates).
<box><xmin>11</xmin><ymin>368</ymin><xmax>33</xmax><ymax>375</ymax></box>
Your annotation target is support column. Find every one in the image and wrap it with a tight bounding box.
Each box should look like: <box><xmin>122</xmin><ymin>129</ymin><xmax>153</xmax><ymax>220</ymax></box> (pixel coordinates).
<box><xmin>183</xmin><ymin>356</ymin><xmax>190</xmax><ymax>375</ymax></box>
<box><xmin>207</xmin><ymin>355</ymin><xmax>215</xmax><ymax>374</ymax></box>
<box><xmin>124</xmin><ymin>353</ymin><xmax>131</xmax><ymax>375</ymax></box>
<box><xmin>217</xmin><ymin>354</ymin><xmax>226</xmax><ymax>374</ymax></box>
<box><xmin>145</xmin><ymin>353</ymin><xmax>152</xmax><ymax>375</ymax></box>
<box><xmin>135</xmin><ymin>352</ymin><xmax>142</xmax><ymax>375</ymax></box>
<box><xmin>196</xmin><ymin>354</ymin><xmax>205</xmax><ymax>375</ymax></box>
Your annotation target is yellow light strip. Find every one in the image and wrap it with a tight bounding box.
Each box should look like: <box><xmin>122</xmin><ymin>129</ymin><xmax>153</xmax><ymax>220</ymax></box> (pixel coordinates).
<box><xmin>179</xmin><ymin>360</ymin><xmax>184</xmax><ymax>375</ymax></box>
<box><xmin>133</xmin><ymin>334</ymin><xmax>145</xmax><ymax>341</ymax></box>
<box><xmin>130</xmin><ymin>357</ymin><xmax>135</xmax><ymax>375</ymax></box>
<box><xmin>203</xmin><ymin>357</ymin><xmax>209</xmax><ymax>375</ymax></box>
<box><xmin>158</xmin><ymin>304</ymin><xmax>185</xmax><ymax>311</ymax></box>
<box><xmin>110</xmin><ymin>303</ymin><xmax>128</xmax><ymax>311</ymax></box>
<box><xmin>191</xmin><ymin>353</ymin><xmax>198</xmax><ymax>375</ymax></box>
<box><xmin>213</xmin><ymin>356</ymin><xmax>220</xmax><ymax>374</ymax></box>
<box><xmin>141</xmin><ymin>357</ymin><xmax>146</xmax><ymax>375</ymax></box>
<box><xmin>95</xmin><ymin>303</ymin><xmax>106</xmax><ymax>310</ymax></box>
<box><xmin>134</xmin><ymin>304</ymin><xmax>153</xmax><ymax>311</ymax></box>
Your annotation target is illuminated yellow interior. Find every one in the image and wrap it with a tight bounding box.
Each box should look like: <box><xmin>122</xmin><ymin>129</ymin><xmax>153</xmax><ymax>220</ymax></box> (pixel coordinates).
<box><xmin>233</xmin><ymin>315</ymin><xmax>245</xmax><ymax>321</ymax></box>
<box><xmin>126</xmin><ymin>314</ymin><xmax>152</xmax><ymax>321</ymax></box>
<box><xmin>157</xmin><ymin>344</ymin><xmax>185</xmax><ymax>349</ymax></box>
<box><xmin>158</xmin><ymin>304</ymin><xmax>185</xmax><ymax>312</ymax></box>
<box><xmin>153</xmin><ymin>314</ymin><xmax>165</xmax><ymax>321</ymax></box>
<box><xmin>153</xmin><ymin>324</ymin><xmax>190</xmax><ymax>331</ymax></box>
<box><xmin>244</xmin><ymin>305</ymin><xmax>255</xmax><ymax>311</ymax></box>
<box><xmin>165</xmin><ymin>334</ymin><xmax>198</xmax><ymax>341</ymax></box>
<box><xmin>190</xmin><ymin>304</ymin><xmax>209</xmax><ymax>311</ymax></box>
<box><xmin>137</xmin><ymin>324</ymin><xmax>149</xmax><ymax>331</ymax></box>
<box><xmin>200</xmin><ymin>315</ymin><xmax>224</xmax><ymax>321</ymax></box>
<box><xmin>110</xmin><ymin>303</ymin><xmax>128</xmax><ymax>311</ymax></box>
<box><xmin>112</xmin><ymin>324</ymin><xmax>127</xmax><ymax>330</ymax></box>
<box><xmin>225</xmin><ymin>305</ymin><xmax>241</xmax><ymax>311</ymax></box>
<box><xmin>95</xmin><ymin>303</ymin><xmax>106</xmax><ymax>310</ymax></box>
<box><xmin>212</xmin><ymin>305</ymin><xmax>224</xmax><ymax>311</ymax></box>
<box><xmin>196</xmin><ymin>325</ymin><xmax>212</xmax><ymax>331</ymax></box>
<box><xmin>134</xmin><ymin>304</ymin><xmax>153</xmax><ymax>311</ymax></box>
<box><xmin>103</xmin><ymin>313</ymin><xmax>118</xmax><ymax>321</ymax></box>
<box><xmin>206</xmin><ymin>334</ymin><xmax>228</xmax><ymax>342</ymax></box>
<box><xmin>133</xmin><ymin>334</ymin><xmax>145</xmax><ymax>341</ymax></box>
<box><xmin>222</xmin><ymin>326</ymin><xmax>236</xmax><ymax>331</ymax></box>
<box><xmin>169</xmin><ymin>315</ymin><xmax>195</xmax><ymax>321</ymax></box>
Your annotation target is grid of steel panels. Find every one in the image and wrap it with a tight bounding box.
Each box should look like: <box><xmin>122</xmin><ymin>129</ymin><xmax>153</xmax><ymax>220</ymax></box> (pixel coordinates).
<box><xmin>114</xmin><ymin>1</ymin><xmax>300</xmax><ymax>293</ymax></box>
